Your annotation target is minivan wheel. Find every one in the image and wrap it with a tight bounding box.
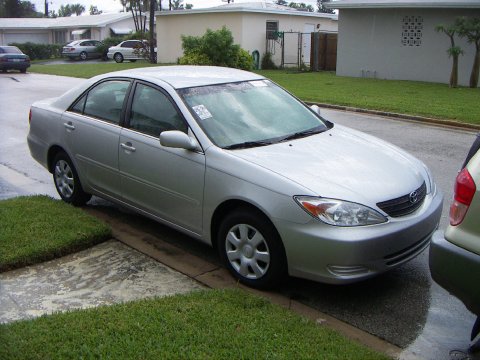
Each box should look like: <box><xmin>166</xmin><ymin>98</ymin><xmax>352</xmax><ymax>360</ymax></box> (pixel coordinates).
<box><xmin>79</xmin><ymin>51</ymin><xmax>88</xmax><ymax>61</ymax></box>
<box><xmin>52</xmin><ymin>152</ymin><xmax>91</xmax><ymax>206</ymax></box>
<box><xmin>217</xmin><ymin>208</ymin><xmax>287</xmax><ymax>289</ymax></box>
<box><xmin>114</xmin><ymin>53</ymin><xmax>124</xmax><ymax>63</ymax></box>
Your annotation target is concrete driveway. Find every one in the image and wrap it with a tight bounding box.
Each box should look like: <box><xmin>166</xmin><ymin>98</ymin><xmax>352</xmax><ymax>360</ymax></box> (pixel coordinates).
<box><xmin>0</xmin><ymin>72</ymin><xmax>478</xmax><ymax>360</ymax></box>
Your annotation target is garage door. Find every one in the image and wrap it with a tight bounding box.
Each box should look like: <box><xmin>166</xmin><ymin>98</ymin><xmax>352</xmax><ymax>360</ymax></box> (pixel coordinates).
<box><xmin>4</xmin><ymin>32</ymin><xmax>49</xmax><ymax>45</ymax></box>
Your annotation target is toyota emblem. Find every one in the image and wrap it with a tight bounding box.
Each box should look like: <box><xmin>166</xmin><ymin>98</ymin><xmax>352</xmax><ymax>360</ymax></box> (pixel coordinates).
<box><xmin>409</xmin><ymin>190</ymin><xmax>419</xmax><ymax>204</ymax></box>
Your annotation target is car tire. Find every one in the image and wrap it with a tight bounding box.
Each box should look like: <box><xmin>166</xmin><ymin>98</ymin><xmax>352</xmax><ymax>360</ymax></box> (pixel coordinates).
<box><xmin>217</xmin><ymin>207</ymin><xmax>287</xmax><ymax>289</ymax></box>
<box><xmin>114</xmin><ymin>53</ymin><xmax>124</xmax><ymax>63</ymax></box>
<box><xmin>79</xmin><ymin>51</ymin><xmax>88</xmax><ymax>61</ymax></box>
<box><xmin>20</xmin><ymin>68</ymin><xmax>26</xmax><ymax>73</ymax></box>
<box><xmin>52</xmin><ymin>151</ymin><xmax>91</xmax><ymax>206</ymax></box>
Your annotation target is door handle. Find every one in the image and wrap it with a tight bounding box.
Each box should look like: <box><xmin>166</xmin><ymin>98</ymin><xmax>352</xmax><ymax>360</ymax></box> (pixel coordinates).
<box><xmin>121</xmin><ymin>142</ymin><xmax>136</xmax><ymax>152</ymax></box>
<box><xmin>64</xmin><ymin>122</ymin><xmax>75</xmax><ymax>130</ymax></box>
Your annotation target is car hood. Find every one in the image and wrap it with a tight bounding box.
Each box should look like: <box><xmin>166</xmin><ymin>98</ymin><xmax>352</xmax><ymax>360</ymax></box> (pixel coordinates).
<box><xmin>229</xmin><ymin>125</ymin><xmax>427</xmax><ymax>206</ymax></box>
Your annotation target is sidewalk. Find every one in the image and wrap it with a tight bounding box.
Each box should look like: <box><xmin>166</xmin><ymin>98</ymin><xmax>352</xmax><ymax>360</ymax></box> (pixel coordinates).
<box><xmin>0</xmin><ymin>240</ymin><xmax>204</xmax><ymax>324</ymax></box>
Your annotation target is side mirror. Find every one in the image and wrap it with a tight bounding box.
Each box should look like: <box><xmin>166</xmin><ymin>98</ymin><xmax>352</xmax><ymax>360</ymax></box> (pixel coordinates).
<box><xmin>160</xmin><ymin>130</ymin><xmax>198</xmax><ymax>151</ymax></box>
<box><xmin>310</xmin><ymin>104</ymin><xmax>321</xmax><ymax>116</ymax></box>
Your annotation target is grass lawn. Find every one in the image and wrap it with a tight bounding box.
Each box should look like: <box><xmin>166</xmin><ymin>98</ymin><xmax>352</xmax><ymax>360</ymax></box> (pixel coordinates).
<box><xmin>258</xmin><ymin>70</ymin><xmax>480</xmax><ymax>124</ymax></box>
<box><xmin>0</xmin><ymin>195</ymin><xmax>111</xmax><ymax>272</ymax></box>
<box><xmin>29</xmin><ymin>63</ymin><xmax>480</xmax><ymax>124</ymax></box>
<box><xmin>0</xmin><ymin>288</ymin><xmax>389</xmax><ymax>360</ymax></box>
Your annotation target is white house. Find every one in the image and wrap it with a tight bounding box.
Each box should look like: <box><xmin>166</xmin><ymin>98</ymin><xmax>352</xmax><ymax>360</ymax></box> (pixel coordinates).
<box><xmin>155</xmin><ymin>1</ymin><xmax>338</xmax><ymax>66</ymax></box>
<box><xmin>0</xmin><ymin>13</ymin><xmax>138</xmax><ymax>45</ymax></box>
<box><xmin>327</xmin><ymin>0</ymin><xmax>480</xmax><ymax>87</ymax></box>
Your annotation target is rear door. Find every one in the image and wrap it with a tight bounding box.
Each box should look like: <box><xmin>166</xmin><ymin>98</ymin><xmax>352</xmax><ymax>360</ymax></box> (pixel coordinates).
<box><xmin>63</xmin><ymin>78</ymin><xmax>131</xmax><ymax>198</ymax></box>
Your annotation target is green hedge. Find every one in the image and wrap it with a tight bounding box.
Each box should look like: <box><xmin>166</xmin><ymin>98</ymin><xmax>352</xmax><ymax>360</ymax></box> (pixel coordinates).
<box><xmin>9</xmin><ymin>42</ymin><xmax>63</xmax><ymax>60</ymax></box>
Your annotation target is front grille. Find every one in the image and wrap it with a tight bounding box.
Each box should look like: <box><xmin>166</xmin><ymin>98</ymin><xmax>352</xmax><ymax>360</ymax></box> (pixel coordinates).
<box><xmin>377</xmin><ymin>182</ymin><xmax>426</xmax><ymax>217</ymax></box>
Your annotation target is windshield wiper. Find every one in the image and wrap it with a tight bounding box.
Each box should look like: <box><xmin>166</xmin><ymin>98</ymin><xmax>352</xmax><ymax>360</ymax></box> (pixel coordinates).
<box><xmin>223</xmin><ymin>140</ymin><xmax>274</xmax><ymax>150</ymax></box>
<box><xmin>279</xmin><ymin>127</ymin><xmax>326</xmax><ymax>142</ymax></box>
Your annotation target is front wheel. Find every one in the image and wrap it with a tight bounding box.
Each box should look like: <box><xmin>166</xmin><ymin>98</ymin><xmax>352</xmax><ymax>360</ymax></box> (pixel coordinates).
<box><xmin>114</xmin><ymin>53</ymin><xmax>124</xmax><ymax>63</ymax></box>
<box><xmin>52</xmin><ymin>152</ymin><xmax>91</xmax><ymax>206</ymax></box>
<box><xmin>217</xmin><ymin>208</ymin><xmax>287</xmax><ymax>289</ymax></box>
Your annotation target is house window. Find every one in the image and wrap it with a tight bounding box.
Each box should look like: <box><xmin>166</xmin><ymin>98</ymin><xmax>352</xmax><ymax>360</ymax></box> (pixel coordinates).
<box><xmin>266</xmin><ymin>21</ymin><xmax>279</xmax><ymax>40</ymax></box>
<box><xmin>401</xmin><ymin>16</ymin><xmax>423</xmax><ymax>47</ymax></box>
<box><xmin>54</xmin><ymin>30</ymin><xmax>66</xmax><ymax>44</ymax></box>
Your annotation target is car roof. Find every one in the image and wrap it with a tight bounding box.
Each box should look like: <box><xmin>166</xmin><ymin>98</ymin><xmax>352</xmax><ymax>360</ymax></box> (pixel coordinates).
<box><xmin>103</xmin><ymin>65</ymin><xmax>265</xmax><ymax>89</ymax></box>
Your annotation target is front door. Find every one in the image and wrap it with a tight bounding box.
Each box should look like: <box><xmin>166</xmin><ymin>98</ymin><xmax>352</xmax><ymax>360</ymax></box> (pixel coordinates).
<box><xmin>119</xmin><ymin>82</ymin><xmax>205</xmax><ymax>234</ymax></box>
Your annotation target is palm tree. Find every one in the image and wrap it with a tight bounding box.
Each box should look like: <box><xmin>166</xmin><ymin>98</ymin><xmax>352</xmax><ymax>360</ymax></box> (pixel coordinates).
<box><xmin>456</xmin><ymin>17</ymin><xmax>480</xmax><ymax>88</ymax></box>
<box><xmin>70</xmin><ymin>3</ymin><xmax>85</xmax><ymax>16</ymax></box>
<box><xmin>435</xmin><ymin>23</ymin><xmax>463</xmax><ymax>88</ymax></box>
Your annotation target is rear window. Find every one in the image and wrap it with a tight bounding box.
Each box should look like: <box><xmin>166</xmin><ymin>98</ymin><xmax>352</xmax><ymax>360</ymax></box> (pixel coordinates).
<box><xmin>0</xmin><ymin>46</ymin><xmax>22</xmax><ymax>54</ymax></box>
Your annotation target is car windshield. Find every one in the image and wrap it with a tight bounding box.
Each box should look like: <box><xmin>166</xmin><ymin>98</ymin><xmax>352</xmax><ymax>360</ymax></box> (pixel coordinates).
<box><xmin>179</xmin><ymin>80</ymin><xmax>329</xmax><ymax>149</ymax></box>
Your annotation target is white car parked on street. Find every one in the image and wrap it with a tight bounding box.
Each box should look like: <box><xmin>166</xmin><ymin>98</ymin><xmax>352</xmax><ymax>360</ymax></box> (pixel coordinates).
<box><xmin>107</xmin><ymin>40</ymin><xmax>156</xmax><ymax>63</ymax></box>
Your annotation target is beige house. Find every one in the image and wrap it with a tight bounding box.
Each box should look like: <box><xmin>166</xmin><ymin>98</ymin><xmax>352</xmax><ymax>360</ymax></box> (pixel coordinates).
<box><xmin>156</xmin><ymin>2</ymin><xmax>338</xmax><ymax>66</ymax></box>
<box><xmin>0</xmin><ymin>13</ymin><xmax>138</xmax><ymax>46</ymax></box>
<box><xmin>327</xmin><ymin>0</ymin><xmax>480</xmax><ymax>87</ymax></box>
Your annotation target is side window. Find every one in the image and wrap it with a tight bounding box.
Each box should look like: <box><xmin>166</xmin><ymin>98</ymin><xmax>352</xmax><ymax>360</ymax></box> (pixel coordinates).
<box><xmin>72</xmin><ymin>80</ymin><xmax>130</xmax><ymax>124</ymax></box>
<box><xmin>129</xmin><ymin>83</ymin><xmax>187</xmax><ymax>137</ymax></box>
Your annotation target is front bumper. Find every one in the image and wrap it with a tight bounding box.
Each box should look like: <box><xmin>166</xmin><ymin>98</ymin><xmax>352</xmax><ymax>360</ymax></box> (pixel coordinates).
<box><xmin>275</xmin><ymin>189</ymin><xmax>443</xmax><ymax>284</ymax></box>
<box><xmin>430</xmin><ymin>230</ymin><xmax>480</xmax><ymax>315</ymax></box>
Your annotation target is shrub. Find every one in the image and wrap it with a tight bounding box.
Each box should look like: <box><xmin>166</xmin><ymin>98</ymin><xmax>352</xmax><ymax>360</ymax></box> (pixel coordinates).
<box><xmin>261</xmin><ymin>52</ymin><xmax>277</xmax><ymax>70</ymax></box>
<box><xmin>179</xmin><ymin>26</ymin><xmax>253</xmax><ymax>70</ymax></box>
<box><xmin>235</xmin><ymin>48</ymin><xmax>254</xmax><ymax>71</ymax></box>
<box><xmin>9</xmin><ymin>42</ymin><xmax>62</xmax><ymax>60</ymax></box>
<box><xmin>95</xmin><ymin>36</ymin><xmax>125</xmax><ymax>60</ymax></box>
<box><xmin>178</xmin><ymin>52</ymin><xmax>212</xmax><ymax>66</ymax></box>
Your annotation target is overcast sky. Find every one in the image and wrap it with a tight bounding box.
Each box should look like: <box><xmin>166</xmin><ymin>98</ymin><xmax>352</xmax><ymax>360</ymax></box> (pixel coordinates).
<box><xmin>30</xmin><ymin>0</ymin><xmax>320</xmax><ymax>14</ymax></box>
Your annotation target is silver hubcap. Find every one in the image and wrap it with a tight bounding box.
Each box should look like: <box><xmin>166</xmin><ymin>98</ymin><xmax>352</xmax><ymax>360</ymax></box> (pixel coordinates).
<box><xmin>54</xmin><ymin>160</ymin><xmax>74</xmax><ymax>198</ymax></box>
<box><xmin>225</xmin><ymin>224</ymin><xmax>270</xmax><ymax>280</ymax></box>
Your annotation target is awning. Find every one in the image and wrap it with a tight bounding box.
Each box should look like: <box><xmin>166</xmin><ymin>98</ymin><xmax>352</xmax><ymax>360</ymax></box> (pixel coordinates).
<box><xmin>110</xmin><ymin>27</ymin><xmax>133</xmax><ymax>35</ymax></box>
<box><xmin>71</xmin><ymin>29</ymin><xmax>87</xmax><ymax>35</ymax></box>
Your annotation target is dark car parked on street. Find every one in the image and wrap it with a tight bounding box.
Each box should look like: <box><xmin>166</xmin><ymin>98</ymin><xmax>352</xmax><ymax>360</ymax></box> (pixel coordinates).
<box><xmin>0</xmin><ymin>46</ymin><xmax>30</xmax><ymax>73</ymax></box>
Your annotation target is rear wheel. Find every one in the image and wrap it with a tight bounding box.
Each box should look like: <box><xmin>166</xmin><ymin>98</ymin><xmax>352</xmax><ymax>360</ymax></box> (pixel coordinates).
<box><xmin>52</xmin><ymin>152</ymin><xmax>91</xmax><ymax>206</ymax></box>
<box><xmin>217</xmin><ymin>208</ymin><xmax>287</xmax><ymax>289</ymax></box>
<box><xmin>20</xmin><ymin>68</ymin><xmax>27</xmax><ymax>73</ymax></box>
<box><xmin>114</xmin><ymin>53</ymin><xmax>124</xmax><ymax>63</ymax></box>
<box><xmin>79</xmin><ymin>51</ymin><xmax>88</xmax><ymax>61</ymax></box>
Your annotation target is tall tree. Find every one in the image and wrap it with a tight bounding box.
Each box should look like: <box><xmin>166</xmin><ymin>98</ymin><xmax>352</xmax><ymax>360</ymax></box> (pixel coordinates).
<box><xmin>275</xmin><ymin>0</ymin><xmax>288</xmax><ymax>5</ymax></box>
<box><xmin>435</xmin><ymin>23</ymin><xmax>463</xmax><ymax>88</ymax></box>
<box><xmin>288</xmin><ymin>2</ymin><xmax>314</xmax><ymax>12</ymax></box>
<box><xmin>1</xmin><ymin>0</ymin><xmax>41</xmax><ymax>17</ymax></box>
<box><xmin>70</xmin><ymin>3</ymin><xmax>85</xmax><ymax>16</ymax></box>
<box><xmin>89</xmin><ymin>5</ymin><xmax>102</xmax><ymax>15</ymax></box>
<box><xmin>317</xmin><ymin>0</ymin><xmax>334</xmax><ymax>14</ymax></box>
<box><xmin>456</xmin><ymin>17</ymin><xmax>480</xmax><ymax>88</ymax></box>
<box><xmin>172</xmin><ymin>0</ymin><xmax>183</xmax><ymax>10</ymax></box>
<box><xmin>149</xmin><ymin>0</ymin><xmax>155</xmax><ymax>63</ymax></box>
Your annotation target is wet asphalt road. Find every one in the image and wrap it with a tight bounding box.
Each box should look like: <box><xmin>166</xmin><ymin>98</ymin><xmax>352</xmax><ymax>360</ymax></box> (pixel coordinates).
<box><xmin>0</xmin><ymin>72</ymin><xmax>478</xmax><ymax>359</ymax></box>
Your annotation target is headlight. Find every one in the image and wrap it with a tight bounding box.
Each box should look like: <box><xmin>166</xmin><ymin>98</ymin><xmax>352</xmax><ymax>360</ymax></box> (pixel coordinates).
<box><xmin>422</xmin><ymin>163</ymin><xmax>435</xmax><ymax>195</ymax></box>
<box><xmin>294</xmin><ymin>196</ymin><xmax>387</xmax><ymax>227</ymax></box>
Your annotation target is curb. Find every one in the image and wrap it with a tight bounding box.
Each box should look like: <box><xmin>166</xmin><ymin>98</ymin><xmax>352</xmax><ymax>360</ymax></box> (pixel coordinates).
<box><xmin>309</xmin><ymin>102</ymin><xmax>480</xmax><ymax>132</ymax></box>
<box><xmin>85</xmin><ymin>207</ymin><xmax>402</xmax><ymax>359</ymax></box>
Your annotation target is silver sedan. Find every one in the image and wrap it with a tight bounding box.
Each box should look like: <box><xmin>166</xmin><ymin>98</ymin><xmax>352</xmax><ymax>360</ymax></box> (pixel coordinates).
<box><xmin>27</xmin><ymin>66</ymin><xmax>443</xmax><ymax>288</ymax></box>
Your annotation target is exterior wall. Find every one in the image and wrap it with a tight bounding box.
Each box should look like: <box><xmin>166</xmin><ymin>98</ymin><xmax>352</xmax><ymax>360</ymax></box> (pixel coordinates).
<box><xmin>157</xmin><ymin>13</ymin><xmax>243</xmax><ymax>63</ymax></box>
<box><xmin>0</xmin><ymin>30</ymin><xmax>50</xmax><ymax>45</ymax></box>
<box><xmin>156</xmin><ymin>12</ymin><xmax>337</xmax><ymax>64</ymax></box>
<box><xmin>336</xmin><ymin>8</ymin><xmax>480</xmax><ymax>87</ymax></box>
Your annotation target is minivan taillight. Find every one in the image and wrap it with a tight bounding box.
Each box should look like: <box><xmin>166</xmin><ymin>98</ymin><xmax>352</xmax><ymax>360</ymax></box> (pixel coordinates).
<box><xmin>29</xmin><ymin>108</ymin><xmax>32</xmax><ymax>124</ymax></box>
<box><xmin>450</xmin><ymin>168</ymin><xmax>476</xmax><ymax>226</ymax></box>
